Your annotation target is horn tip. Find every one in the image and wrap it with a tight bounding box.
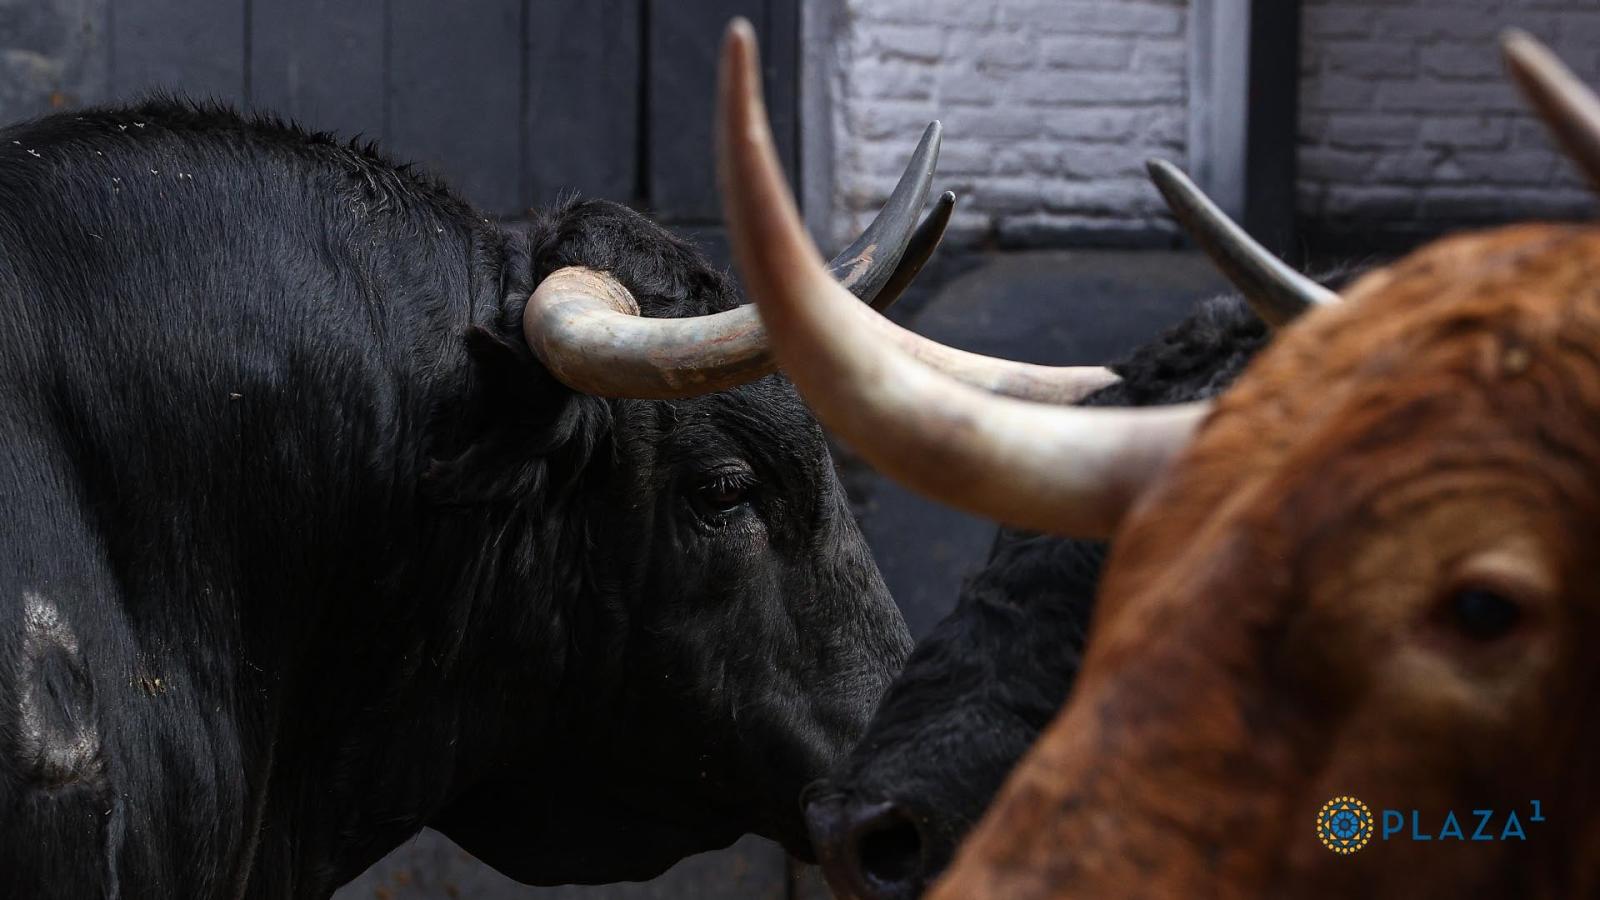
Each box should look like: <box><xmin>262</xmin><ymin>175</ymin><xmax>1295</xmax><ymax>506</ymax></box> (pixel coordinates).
<box><xmin>1500</xmin><ymin>27</ymin><xmax>1538</xmax><ymax>54</ymax></box>
<box><xmin>938</xmin><ymin>190</ymin><xmax>957</xmax><ymax>206</ymax></box>
<box><xmin>1500</xmin><ymin>28</ymin><xmax>1556</xmax><ymax>77</ymax></box>
<box><xmin>722</xmin><ymin>17</ymin><xmax>759</xmax><ymax>72</ymax></box>
<box><xmin>725</xmin><ymin>16</ymin><xmax>757</xmax><ymax>44</ymax></box>
<box><xmin>1145</xmin><ymin>159</ymin><xmax>1188</xmax><ymax>196</ymax></box>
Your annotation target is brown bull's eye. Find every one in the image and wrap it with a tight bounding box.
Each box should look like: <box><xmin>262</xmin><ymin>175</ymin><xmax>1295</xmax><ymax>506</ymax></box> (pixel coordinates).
<box><xmin>1449</xmin><ymin>588</ymin><xmax>1522</xmax><ymax>641</ymax></box>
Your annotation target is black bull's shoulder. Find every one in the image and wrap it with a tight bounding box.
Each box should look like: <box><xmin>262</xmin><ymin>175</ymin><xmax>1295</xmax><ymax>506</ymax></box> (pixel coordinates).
<box><xmin>0</xmin><ymin>99</ymin><xmax>909</xmax><ymax>898</ymax></box>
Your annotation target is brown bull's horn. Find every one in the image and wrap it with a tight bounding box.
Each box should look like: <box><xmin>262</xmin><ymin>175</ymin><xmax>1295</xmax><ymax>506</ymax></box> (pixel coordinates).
<box><xmin>717</xmin><ymin>18</ymin><xmax>1194</xmax><ymax>537</ymax></box>
<box><xmin>1147</xmin><ymin>159</ymin><xmax>1339</xmax><ymax>328</ymax></box>
<box><xmin>1503</xmin><ymin>30</ymin><xmax>1600</xmax><ymax>192</ymax></box>
<box><xmin>828</xmin><ymin>121</ymin><xmax>944</xmax><ymax>310</ymax></box>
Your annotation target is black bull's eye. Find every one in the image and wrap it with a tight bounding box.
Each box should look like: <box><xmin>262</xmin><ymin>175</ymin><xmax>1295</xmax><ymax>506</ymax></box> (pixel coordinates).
<box><xmin>1449</xmin><ymin>587</ymin><xmax>1522</xmax><ymax>641</ymax></box>
<box><xmin>691</xmin><ymin>471</ymin><xmax>754</xmax><ymax>520</ymax></box>
<box><xmin>700</xmin><ymin>484</ymin><xmax>746</xmax><ymax>512</ymax></box>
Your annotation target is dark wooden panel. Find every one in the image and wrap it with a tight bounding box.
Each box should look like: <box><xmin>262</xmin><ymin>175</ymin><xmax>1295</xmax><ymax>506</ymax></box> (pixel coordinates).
<box><xmin>646</xmin><ymin>0</ymin><xmax>797</xmax><ymax>224</ymax></box>
<box><xmin>0</xmin><ymin>0</ymin><xmax>111</xmax><ymax>120</ymax></box>
<box><xmin>110</xmin><ymin>0</ymin><xmax>246</xmax><ymax>103</ymax></box>
<box><xmin>1243</xmin><ymin>0</ymin><xmax>1303</xmax><ymax>258</ymax></box>
<box><xmin>525</xmin><ymin>0</ymin><xmax>642</xmax><ymax>207</ymax></box>
<box><xmin>249</xmin><ymin>0</ymin><xmax>384</xmax><ymax>138</ymax></box>
<box><xmin>763</xmin><ymin>0</ymin><xmax>800</xmax><ymax>200</ymax></box>
<box><xmin>387</xmin><ymin>0</ymin><xmax>524</xmax><ymax>215</ymax></box>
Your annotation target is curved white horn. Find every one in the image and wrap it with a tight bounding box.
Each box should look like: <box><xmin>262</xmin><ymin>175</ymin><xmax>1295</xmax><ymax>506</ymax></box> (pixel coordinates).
<box><xmin>522</xmin><ymin>266</ymin><xmax>771</xmax><ymax>398</ymax></box>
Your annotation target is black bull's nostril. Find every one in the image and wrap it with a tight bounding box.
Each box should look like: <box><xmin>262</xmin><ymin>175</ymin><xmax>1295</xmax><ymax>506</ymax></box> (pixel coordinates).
<box><xmin>805</xmin><ymin>792</ymin><xmax>928</xmax><ymax>900</ymax></box>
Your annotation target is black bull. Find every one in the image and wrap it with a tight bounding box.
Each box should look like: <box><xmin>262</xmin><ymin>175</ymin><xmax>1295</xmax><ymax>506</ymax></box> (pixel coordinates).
<box><xmin>0</xmin><ymin>100</ymin><xmax>934</xmax><ymax>898</ymax></box>
<box><xmin>804</xmin><ymin>294</ymin><xmax>1275</xmax><ymax>899</ymax></box>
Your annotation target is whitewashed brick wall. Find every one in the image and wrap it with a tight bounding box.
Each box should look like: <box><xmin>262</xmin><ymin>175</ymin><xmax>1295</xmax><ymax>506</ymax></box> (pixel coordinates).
<box><xmin>824</xmin><ymin>0</ymin><xmax>1190</xmax><ymax>249</ymax></box>
<box><xmin>830</xmin><ymin>0</ymin><xmax>1600</xmax><ymax>252</ymax></box>
<box><xmin>1299</xmin><ymin>0</ymin><xmax>1600</xmax><ymax>244</ymax></box>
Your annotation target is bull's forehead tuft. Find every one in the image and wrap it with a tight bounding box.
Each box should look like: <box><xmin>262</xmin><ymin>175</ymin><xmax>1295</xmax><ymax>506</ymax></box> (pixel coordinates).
<box><xmin>1208</xmin><ymin>223</ymin><xmax>1600</xmax><ymax>450</ymax></box>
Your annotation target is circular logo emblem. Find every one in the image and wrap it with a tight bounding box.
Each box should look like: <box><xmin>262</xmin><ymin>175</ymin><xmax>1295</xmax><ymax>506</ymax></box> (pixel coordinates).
<box><xmin>1317</xmin><ymin>796</ymin><xmax>1374</xmax><ymax>855</ymax></box>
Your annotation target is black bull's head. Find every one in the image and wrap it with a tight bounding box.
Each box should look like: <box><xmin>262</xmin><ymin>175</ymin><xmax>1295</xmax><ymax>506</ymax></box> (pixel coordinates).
<box><xmin>423</xmin><ymin>104</ymin><xmax>1068</xmax><ymax>880</ymax></box>
<box><xmin>435</xmin><ymin>26</ymin><xmax>1125</xmax><ymax>880</ymax></box>
<box><xmin>429</xmin><ymin>140</ymin><xmax>952</xmax><ymax>877</ymax></box>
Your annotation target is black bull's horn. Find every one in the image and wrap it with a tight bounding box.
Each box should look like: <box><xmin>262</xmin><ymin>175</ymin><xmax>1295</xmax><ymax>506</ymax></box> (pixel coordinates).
<box><xmin>524</xmin><ymin>118</ymin><xmax>951</xmax><ymax>399</ymax></box>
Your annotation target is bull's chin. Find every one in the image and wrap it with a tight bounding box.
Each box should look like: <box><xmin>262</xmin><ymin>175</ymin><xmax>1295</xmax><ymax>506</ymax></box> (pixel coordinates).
<box><xmin>432</xmin><ymin>775</ymin><xmax>817</xmax><ymax>884</ymax></box>
<box><xmin>431</xmin><ymin>779</ymin><xmax>729</xmax><ymax>884</ymax></box>
<box><xmin>433</xmin><ymin>806</ymin><xmax>742</xmax><ymax>885</ymax></box>
<box><xmin>745</xmin><ymin>780</ymin><xmax>824</xmax><ymax>863</ymax></box>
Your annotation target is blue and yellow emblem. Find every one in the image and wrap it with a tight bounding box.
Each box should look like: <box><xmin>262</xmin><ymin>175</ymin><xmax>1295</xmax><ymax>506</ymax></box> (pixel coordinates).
<box><xmin>1317</xmin><ymin>796</ymin><xmax>1374</xmax><ymax>854</ymax></box>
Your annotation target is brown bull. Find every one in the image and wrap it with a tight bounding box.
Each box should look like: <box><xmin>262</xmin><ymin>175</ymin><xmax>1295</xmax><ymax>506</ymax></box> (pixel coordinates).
<box><xmin>929</xmin><ymin>223</ymin><xmax>1600</xmax><ymax>896</ymax></box>
<box><xmin>712</xmin><ymin>20</ymin><xmax>1600</xmax><ymax>899</ymax></box>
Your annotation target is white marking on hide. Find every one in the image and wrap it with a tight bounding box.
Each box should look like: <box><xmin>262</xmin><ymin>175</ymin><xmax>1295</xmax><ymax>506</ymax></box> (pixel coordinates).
<box><xmin>16</xmin><ymin>592</ymin><xmax>101</xmax><ymax>785</ymax></box>
<box><xmin>22</xmin><ymin>592</ymin><xmax>79</xmax><ymax>655</ymax></box>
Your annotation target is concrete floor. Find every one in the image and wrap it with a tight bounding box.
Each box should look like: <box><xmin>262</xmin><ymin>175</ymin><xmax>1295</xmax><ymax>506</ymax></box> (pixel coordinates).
<box><xmin>335</xmin><ymin>248</ymin><xmax>1233</xmax><ymax>899</ymax></box>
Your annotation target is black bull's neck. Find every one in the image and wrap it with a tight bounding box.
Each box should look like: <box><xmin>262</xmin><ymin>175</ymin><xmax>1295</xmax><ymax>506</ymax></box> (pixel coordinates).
<box><xmin>0</xmin><ymin>101</ymin><xmax>655</xmax><ymax>896</ymax></box>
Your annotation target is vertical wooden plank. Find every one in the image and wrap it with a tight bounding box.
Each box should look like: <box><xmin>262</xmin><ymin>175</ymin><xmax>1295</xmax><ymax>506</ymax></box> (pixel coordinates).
<box><xmin>0</xmin><ymin>0</ymin><xmax>111</xmax><ymax>121</ymax></box>
<box><xmin>110</xmin><ymin>0</ymin><xmax>246</xmax><ymax>104</ymax></box>
<box><xmin>525</xmin><ymin>0</ymin><xmax>641</xmax><ymax>208</ymax></box>
<box><xmin>249</xmin><ymin>0</ymin><xmax>385</xmax><ymax>138</ymax></box>
<box><xmin>387</xmin><ymin>0</ymin><xmax>524</xmax><ymax>215</ymax></box>
<box><xmin>764</xmin><ymin>0</ymin><xmax>800</xmax><ymax>203</ymax></box>
<box><xmin>646</xmin><ymin>0</ymin><xmax>797</xmax><ymax>224</ymax></box>
<box><xmin>1243</xmin><ymin>0</ymin><xmax>1303</xmax><ymax>257</ymax></box>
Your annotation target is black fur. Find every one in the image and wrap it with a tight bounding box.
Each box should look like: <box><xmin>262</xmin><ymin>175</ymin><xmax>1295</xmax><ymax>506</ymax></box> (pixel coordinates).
<box><xmin>805</xmin><ymin>290</ymin><xmax>1319</xmax><ymax>898</ymax></box>
<box><xmin>0</xmin><ymin>99</ymin><xmax>911</xmax><ymax>898</ymax></box>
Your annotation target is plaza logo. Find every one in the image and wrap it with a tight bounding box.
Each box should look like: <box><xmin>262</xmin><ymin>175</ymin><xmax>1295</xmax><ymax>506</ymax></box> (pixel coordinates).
<box><xmin>1317</xmin><ymin>796</ymin><xmax>1374</xmax><ymax>854</ymax></box>
<box><xmin>1317</xmin><ymin>797</ymin><xmax>1546</xmax><ymax>854</ymax></box>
